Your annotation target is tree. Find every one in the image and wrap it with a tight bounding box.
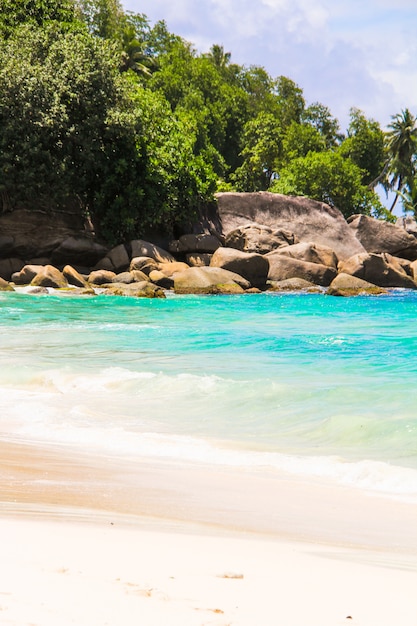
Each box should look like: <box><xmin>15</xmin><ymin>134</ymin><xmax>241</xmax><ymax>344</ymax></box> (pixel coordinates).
<box><xmin>281</xmin><ymin>121</ymin><xmax>326</xmax><ymax>164</ymax></box>
<box><xmin>204</xmin><ymin>44</ymin><xmax>231</xmax><ymax>71</ymax></box>
<box><xmin>274</xmin><ymin>75</ymin><xmax>305</xmax><ymax>130</ymax></box>
<box><xmin>270</xmin><ymin>151</ymin><xmax>383</xmax><ymax>219</ymax></box>
<box><xmin>302</xmin><ymin>102</ymin><xmax>342</xmax><ymax>149</ymax></box>
<box><xmin>338</xmin><ymin>108</ymin><xmax>385</xmax><ymax>187</ymax></box>
<box><xmin>232</xmin><ymin>113</ymin><xmax>282</xmax><ymax>191</ymax></box>
<box><xmin>75</xmin><ymin>0</ymin><xmax>124</xmax><ymax>41</ymax></box>
<box><xmin>119</xmin><ymin>23</ymin><xmax>156</xmax><ymax>77</ymax></box>
<box><xmin>0</xmin><ymin>0</ymin><xmax>78</xmax><ymax>37</ymax></box>
<box><xmin>0</xmin><ymin>25</ymin><xmax>136</xmax><ymax>216</ymax></box>
<box><xmin>385</xmin><ymin>108</ymin><xmax>417</xmax><ymax>212</ymax></box>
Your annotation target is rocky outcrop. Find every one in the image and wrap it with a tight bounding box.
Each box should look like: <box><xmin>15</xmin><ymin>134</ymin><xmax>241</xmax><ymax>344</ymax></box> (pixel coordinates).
<box><xmin>348</xmin><ymin>214</ymin><xmax>417</xmax><ymax>260</ymax></box>
<box><xmin>338</xmin><ymin>253</ymin><xmax>416</xmax><ymax>289</ymax></box>
<box><xmin>1</xmin><ymin>195</ymin><xmax>417</xmax><ymax>295</ymax></box>
<box><xmin>216</xmin><ymin>192</ymin><xmax>365</xmax><ymax>261</ymax></box>
<box><xmin>224</xmin><ymin>223</ymin><xmax>298</xmax><ymax>254</ymax></box>
<box><xmin>210</xmin><ymin>247</ymin><xmax>269</xmax><ymax>288</ymax></box>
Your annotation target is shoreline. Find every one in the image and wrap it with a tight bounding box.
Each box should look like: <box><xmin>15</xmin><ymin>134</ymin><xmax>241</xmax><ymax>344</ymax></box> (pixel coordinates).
<box><xmin>1</xmin><ymin>438</ymin><xmax>417</xmax><ymax>625</ymax></box>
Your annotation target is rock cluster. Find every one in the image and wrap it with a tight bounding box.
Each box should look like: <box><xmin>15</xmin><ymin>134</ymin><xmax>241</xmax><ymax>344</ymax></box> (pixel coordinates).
<box><xmin>1</xmin><ymin>193</ymin><xmax>417</xmax><ymax>297</ymax></box>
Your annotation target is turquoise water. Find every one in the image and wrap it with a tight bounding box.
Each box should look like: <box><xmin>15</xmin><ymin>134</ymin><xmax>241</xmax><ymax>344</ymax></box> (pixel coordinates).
<box><xmin>1</xmin><ymin>290</ymin><xmax>417</xmax><ymax>499</ymax></box>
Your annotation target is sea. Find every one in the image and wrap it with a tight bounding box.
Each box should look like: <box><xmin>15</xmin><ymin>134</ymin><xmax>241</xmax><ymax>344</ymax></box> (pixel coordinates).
<box><xmin>1</xmin><ymin>289</ymin><xmax>417</xmax><ymax>502</ymax></box>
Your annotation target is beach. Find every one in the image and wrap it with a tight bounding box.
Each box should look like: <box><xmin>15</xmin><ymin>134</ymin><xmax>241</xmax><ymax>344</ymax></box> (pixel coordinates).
<box><xmin>1</xmin><ymin>291</ymin><xmax>417</xmax><ymax>625</ymax></box>
<box><xmin>1</xmin><ymin>438</ymin><xmax>417</xmax><ymax>626</ymax></box>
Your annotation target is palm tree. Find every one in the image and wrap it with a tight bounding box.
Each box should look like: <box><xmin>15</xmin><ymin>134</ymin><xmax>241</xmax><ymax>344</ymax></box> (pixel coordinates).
<box><xmin>204</xmin><ymin>44</ymin><xmax>231</xmax><ymax>71</ymax></box>
<box><xmin>120</xmin><ymin>24</ymin><xmax>156</xmax><ymax>77</ymax></box>
<box><xmin>385</xmin><ymin>108</ymin><xmax>417</xmax><ymax>212</ymax></box>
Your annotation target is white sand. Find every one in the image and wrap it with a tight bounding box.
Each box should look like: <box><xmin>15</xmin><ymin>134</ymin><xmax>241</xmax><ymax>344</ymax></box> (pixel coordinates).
<box><xmin>0</xmin><ymin>440</ymin><xmax>416</xmax><ymax>626</ymax></box>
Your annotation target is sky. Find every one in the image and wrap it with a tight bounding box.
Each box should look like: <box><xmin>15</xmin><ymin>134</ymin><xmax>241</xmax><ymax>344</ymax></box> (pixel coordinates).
<box><xmin>121</xmin><ymin>0</ymin><xmax>417</xmax><ymax>133</ymax></box>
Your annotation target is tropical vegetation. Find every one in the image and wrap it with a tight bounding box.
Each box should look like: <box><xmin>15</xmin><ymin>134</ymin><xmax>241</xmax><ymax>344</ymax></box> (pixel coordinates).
<box><xmin>0</xmin><ymin>0</ymin><xmax>416</xmax><ymax>243</ymax></box>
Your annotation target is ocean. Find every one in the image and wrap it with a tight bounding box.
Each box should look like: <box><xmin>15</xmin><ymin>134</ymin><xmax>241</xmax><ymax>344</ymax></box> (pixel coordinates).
<box><xmin>1</xmin><ymin>289</ymin><xmax>417</xmax><ymax>502</ymax></box>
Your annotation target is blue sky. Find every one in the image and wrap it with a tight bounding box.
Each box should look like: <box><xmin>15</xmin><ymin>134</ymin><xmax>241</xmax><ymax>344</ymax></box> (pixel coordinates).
<box><xmin>122</xmin><ymin>0</ymin><xmax>417</xmax><ymax>133</ymax></box>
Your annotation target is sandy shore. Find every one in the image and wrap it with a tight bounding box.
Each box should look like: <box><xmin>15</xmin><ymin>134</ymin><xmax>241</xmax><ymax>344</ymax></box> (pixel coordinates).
<box><xmin>0</xmin><ymin>438</ymin><xmax>417</xmax><ymax>626</ymax></box>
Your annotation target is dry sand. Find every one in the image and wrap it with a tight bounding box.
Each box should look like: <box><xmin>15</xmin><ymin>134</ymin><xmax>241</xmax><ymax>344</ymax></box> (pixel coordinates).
<box><xmin>0</xmin><ymin>438</ymin><xmax>416</xmax><ymax>626</ymax></box>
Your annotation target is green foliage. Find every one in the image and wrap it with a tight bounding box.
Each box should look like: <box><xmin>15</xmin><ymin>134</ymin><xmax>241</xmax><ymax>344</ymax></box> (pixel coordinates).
<box><xmin>281</xmin><ymin>122</ymin><xmax>326</xmax><ymax>162</ymax></box>
<box><xmin>232</xmin><ymin>113</ymin><xmax>282</xmax><ymax>191</ymax></box>
<box><xmin>274</xmin><ymin>76</ymin><xmax>305</xmax><ymax>129</ymax></box>
<box><xmin>270</xmin><ymin>151</ymin><xmax>383</xmax><ymax>219</ymax></box>
<box><xmin>302</xmin><ymin>102</ymin><xmax>342</xmax><ymax>149</ymax></box>
<box><xmin>0</xmin><ymin>25</ymin><xmax>136</xmax><ymax>216</ymax></box>
<box><xmin>75</xmin><ymin>0</ymin><xmax>124</xmax><ymax>41</ymax></box>
<box><xmin>338</xmin><ymin>108</ymin><xmax>385</xmax><ymax>186</ymax></box>
<box><xmin>0</xmin><ymin>0</ymin><xmax>80</xmax><ymax>37</ymax></box>
<box><xmin>150</xmin><ymin>41</ymin><xmax>248</xmax><ymax>176</ymax></box>
<box><xmin>132</xmin><ymin>88</ymin><xmax>217</xmax><ymax>234</ymax></box>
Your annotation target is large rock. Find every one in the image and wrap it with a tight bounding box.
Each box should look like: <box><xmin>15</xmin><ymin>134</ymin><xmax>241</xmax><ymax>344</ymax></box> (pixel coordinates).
<box><xmin>12</xmin><ymin>264</ymin><xmax>45</xmax><ymax>285</ymax></box>
<box><xmin>266</xmin><ymin>253</ymin><xmax>337</xmax><ymax>286</ymax></box>
<box><xmin>51</xmin><ymin>236</ymin><xmax>108</xmax><ymax>267</ymax></box>
<box><xmin>174</xmin><ymin>266</ymin><xmax>250</xmax><ymax>294</ymax></box>
<box><xmin>268</xmin><ymin>277</ymin><xmax>318</xmax><ymax>291</ymax></box>
<box><xmin>224</xmin><ymin>223</ymin><xmax>298</xmax><ymax>254</ymax></box>
<box><xmin>348</xmin><ymin>214</ymin><xmax>417</xmax><ymax>260</ymax></box>
<box><xmin>0</xmin><ymin>209</ymin><xmax>87</xmax><ymax>259</ymax></box>
<box><xmin>0</xmin><ymin>236</ymin><xmax>15</xmax><ymax>258</ymax></box>
<box><xmin>186</xmin><ymin>253</ymin><xmax>212</xmax><ymax>267</ymax></box>
<box><xmin>112</xmin><ymin>270</ymin><xmax>149</xmax><ymax>284</ymax></box>
<box><xmin>272</xmin><ymin>241</ymin><xmax>338</xmax><ymax>269</ymax></box>
<box><xmin>0</xmin><ymin>277</ymin><xmax>14</xmax><ymax>291</ymax></box>
<box><xmin>411</xmin><ymin>260</ymin><xmax>417</xmax><ymax>282</ymax></box>
<box><xmin>338</xmin><ymin>253</ymin><xmax>416</xmax><ymax>288</ymax></box>
<box><xmin>97</xmin><ymin>244</ymin><xmax>130</xmax><ymax>272</ymax></box>
<box><xmin>148</xmin><ymin>270</ymin><xmax>174</xmax><ymax>289</ymax></box>
<box><xmin>0</xmin><ymin>257</ymin><xmax>24</xmax><ymax>281</ymax></box>
<box><xmin>396</xmin><ymin>215</ymin><xmax>417</xmax><ymax>236</ymax></box>
<box><xmin>327</xmin><ymin>273</ymin><xmax>388</xmax><ymax>296</ymax></box>
<box><xmin>129</xmin><ymin>256</ymin><xmax>159</xmax><ymax>275</ymax></box>
<box><xmin>104</xmin><ymin>281</ymin><xmax>166</xmax><ymax>298</ymax></box>
<box><xmin>170</xmin><ymin>234</ymin><xmax>222</xmax><ymax>254</ymax></box>
<box><xmin>210</xmin><ymin>247</ymin><xmax>269</xmax><ymax>288</ymax></box>
<box><xmin>216</xmin><ymin>192</ymin><xmax>365</xmax><ymax>261</ymax></box>
<box><xmin>157</xmin><ymin>261</ymin><xmax>190</xmax><ymax>277</ymax></box>
<box><xmin>129</xmin><ymin>240</ymin><xmax>175</xmax><ymax>263</ymax></box>
<box><xmin>30</xmin><ymin>265</ymin><xmax>68</xmax><ymax>289</ymax></box>
<box><xmin>62</xmin><ymin>265</ymin><xmax>89</xmax><ymax>288</ymax></box>
<box><xmin>88</xmin><ymin>269</ymin><xmax>116</xmax><ymax>285</ymax></box>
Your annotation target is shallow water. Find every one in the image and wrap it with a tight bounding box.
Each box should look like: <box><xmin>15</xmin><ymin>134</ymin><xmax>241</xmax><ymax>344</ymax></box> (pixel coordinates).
<box><xmin>1</xmin><ymin>290</ymin><xmax>417</xmax><ymax>499</ymax></box>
